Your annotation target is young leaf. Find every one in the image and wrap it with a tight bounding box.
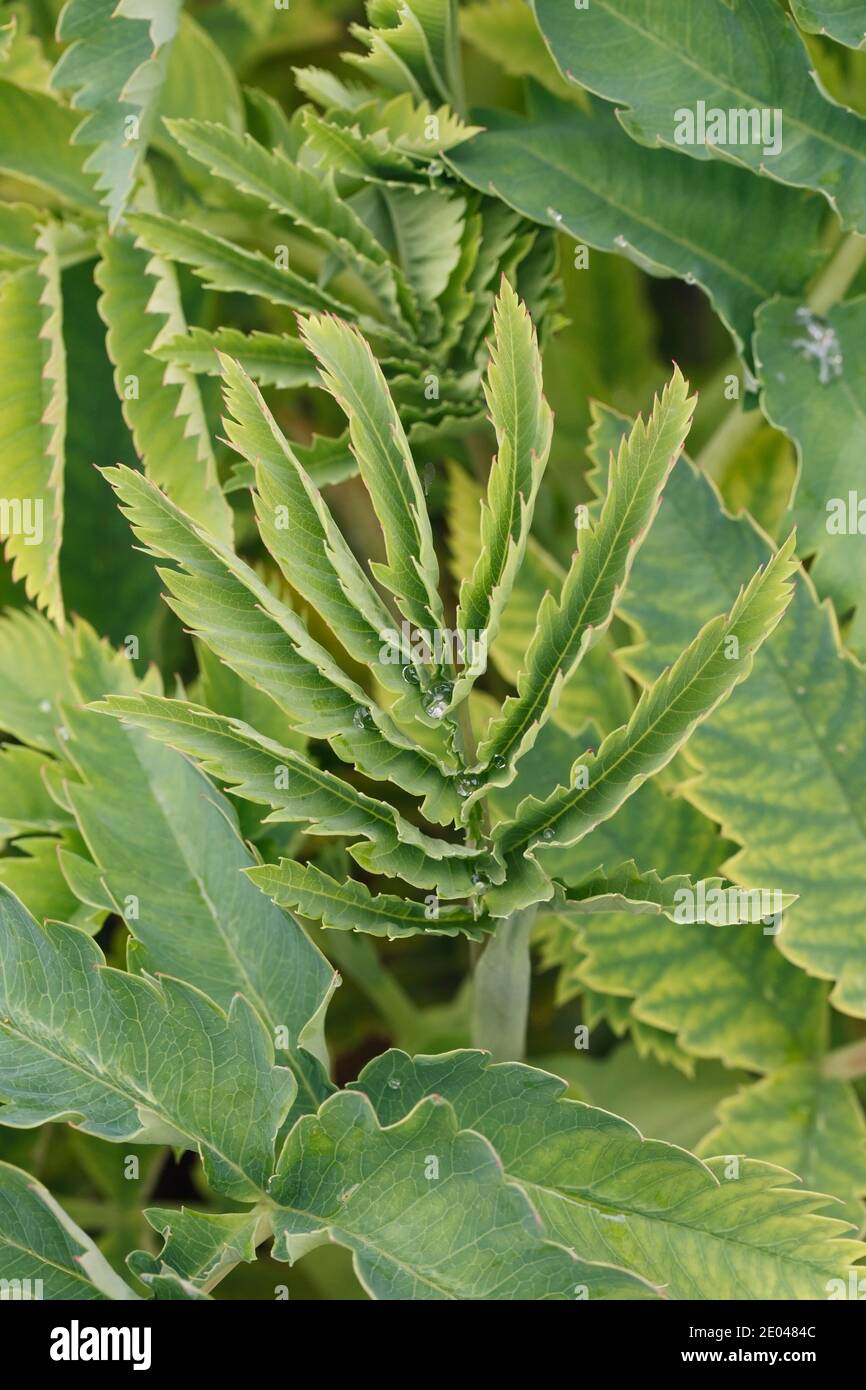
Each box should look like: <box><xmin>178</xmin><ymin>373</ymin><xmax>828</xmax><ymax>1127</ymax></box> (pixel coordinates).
<box><xmin>299</xmin><ymin>313</ymin><xmax>446</xmax><ymax>636</ymax></box>
<box><xmin>51</xmin><ymin>0</ymin><xmax>183</xmax><ymax>226</ymax></box>
<box><xmin>451</xmin><ymin>278</ymin><xmax>553</xmax><ymax>705</ymax></box>
<box><xmin>488</xmin><ymin>533</ymin><xmax>799</xmax><ymax>913</ymax></box>
<box><xmin>248</xmin><ymin>859</ymin><xmax>490</xmax><ymax>940</ymax></box>
<box><xmin>471</xmin><ymin>370</ymin><xmax>695</xmax><ymax>801</ymax></box>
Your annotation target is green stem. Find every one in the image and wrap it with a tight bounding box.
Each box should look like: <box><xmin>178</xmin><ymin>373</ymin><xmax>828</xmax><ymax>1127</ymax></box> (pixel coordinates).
<box><xmin>822</xmin><ymin>1037</ymin><xmax>866</xmax><ymax>1081</ymax></box>
<box><xmin>470</xmin><ymin>906</ymin><xmax>537</xmax><ymax>1061</ymax></box>
<box><xmin>696</xmin><ymin>231</ymin><xmax>866</xmax><ymax>482</ymax></box>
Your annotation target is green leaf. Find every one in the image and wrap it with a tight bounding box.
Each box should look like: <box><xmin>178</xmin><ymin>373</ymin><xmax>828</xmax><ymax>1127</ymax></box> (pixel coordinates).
<box><xmin>452</xmin><ymin>278</ymin><xmax>553</xmax><ymax>705</ymax></box>
<box><xmin>153</xmin><ymin>326</ymin><xmax>319</xmax><ymax>389</ymax></box>
<box><xmin>248</xmin><ymin>859</ymin><xmax>490</xmax><ymax>940</ymax></box>
<box><xmin>346</xmin><ymin>0</ymin><xmax>464</xmax><ymax>112</ymax></box>
<box><xmin>268</xmin><ymin>1087</ymin><xmax>653</xmax><ymax>1299</ymax></box>
<box><xmin>0</xmin><ymin>79</ymin><xmax>100</xmax><ymax>210</ymax></box>
<box><xmin>165</xmin><ymin>118</ymin><xmax>416</xmax><ymax>330</ymax></box>
<box><xmin>126</xmin><ymin>212</ymin><xmax>356</xmax><ymax>316</ymax></box>
<box><xmin>52</xmin><ymin>0</ymin><xmax>183</xmax><ymax>226</ymax></box>
<box><xmin>0</xmin><ymin>222</ymin><xmax>65</xmax><ymax>625</ymax></box>
<box><xmin>57</xmin><ymin>621</ymin><xmax>335</xmax><ymax>1111</ymax></box>
<box><xmin>755</xmin><ymin>295</ymin><xmax>866</xmax><ymax>656</ymax></box>
<box><xmin>699</xmin><ymin>1064</ymin><xmax>866</xmax><ymax>1229</ymax></box>
<box><xmin>96</xmin><ymin>227</ymin><xmax>233</xmax><ymax>542</ymax></box>
<box><xmin>0</xmin><ymin>609</ymin><xmax>76</xmax><ymax>752</ymax></box>
<box><xmin>792</xmin><ymin>0</ymin><xmax>866</xmax><ymax>49</ymax></box>
<box><xmin>462</xmin><ymin>0</ymin><xmax>586</xmax><ymax>103</ymax></box>
<box><xmin>93</xmin><ymin>693</ymin><xmax>490</xmax><ymax>897</ymax></box>
<box><xmin>352</xmin><ymin>1049</ymin><xmax>865</xmax><ymax>1299</ymax></box>
<box><xmin>104</xmin><ymin>461</ymin><xmax>460</xmax><ymax>823</ymax></box>
<box><xmin>299</xmin><ymin>313</ymin><xmax>445</xmax><ymax>635</ymax></box>
<box><xmin>559</xmin><ymin>862</ymin><xmax>795</xmax><ymax>924</ymax></box>
<box><xmin>449</xmin><ymin>93</ymin><xmax>826</xmax><ymax>360</ymax></box>
<box><xmin>127</xmin><ymin>1206</ymin><xmax>263</xmax><ymax>1296</ymax></box>
<box><xmin>534</xmin><ymin>0</ymin><xmax>866</xmax><ymax>233</ymax></box>
<box><xmin>0</xmin><ymin>1160</ymin><xmax>138</xmax><ymax>1299</ymax></box>
<box><xmin>0</xmin><ymin>884</ymin><xmax>295</xmax><ymax>1201</ymax></box>
<box><xmin>592</xmin><ymin>406</ymin><xmax>866</xmax><ymax>1019</ymax></box>
<box><xmin>488</xmin><ymin>532</ymin><xmax>798</xmax><ymax>914</ymax></box>
<box><xmin>472</xmin><ymin>369</ymin><xmax>695</xmax><ymax>804</ymax></box>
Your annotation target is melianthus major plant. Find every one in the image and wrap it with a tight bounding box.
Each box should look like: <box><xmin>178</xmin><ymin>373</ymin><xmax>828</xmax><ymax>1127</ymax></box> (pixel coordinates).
<box><xmin>2</xmin><ymin>0</ymin><xmax>866</xmax><ymax>1305</ymax></box>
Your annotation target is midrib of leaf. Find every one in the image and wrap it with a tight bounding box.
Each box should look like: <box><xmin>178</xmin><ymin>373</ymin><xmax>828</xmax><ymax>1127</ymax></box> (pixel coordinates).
<box><xmin>575</xmin><ymin>0</ymin><xmax>866</xmax><ymax>164</ymax></box>
<box><xmin>487</xmin><ymin>156</ymin><xmax>767</xmax><ymax>296</ymax></box>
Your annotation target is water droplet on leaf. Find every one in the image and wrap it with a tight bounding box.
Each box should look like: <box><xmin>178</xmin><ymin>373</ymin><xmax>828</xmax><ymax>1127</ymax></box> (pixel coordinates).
<box><xmin>423</xmin><ymin>681</ymin><xmax>453</xmax><ymax>720</ymax></box>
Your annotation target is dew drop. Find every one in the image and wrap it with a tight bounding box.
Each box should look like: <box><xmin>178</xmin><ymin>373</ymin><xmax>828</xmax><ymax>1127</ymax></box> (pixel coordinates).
<box><xmin>387</xmin><ymin>1077</ymin><xmax>402</xmax><ymax>1090</ymax></box>
<box><xmin>352</xmin><ymin>705</ymin><xmax>374</xmax><ymax>730</ymax></box>
<box><xmin>548</xmin><ymin>207</ymin><xmax>564</xmax><ymax>223</ymax></box>
<box><xmin>401</xmin><ymin>664</ymin><xmax>421</xmax><ymax>686</ymax></box>
<box><xmin>791</xmin><ymin>306</ymin><xmax>843</xmax><ymax>385</ymax></box>
<box><xmin>455</xmin><ymin>773</ymin><xmax>481</xmax><ymax>798</ymax></box>
<box><xmin>38</xmin><ymin>699</ymin><xmax>51</xmax><ymax>713</ymax></box>
<box><xmin>540</xmin><ymin>827</ymin><xmax>556</xmax><ymax>842</ymax></box>
<box><xmin>423</xmin><ymin>681</ymin><xmax>453</xmax><ymax>720</ymax></box>
<box><xmin>614</xmin><ymin>234</ymin><xmax>627</xmax><ymax>249</ymax></box>
<box><xmin>471</xmin><ymin>871</ymin><xmax>490</xmax><ymax>894</ymax></box>
<box><xmin>490</xmin><ymin>753</ymin><xmax>507</xmax><ymax>771</ymax></box>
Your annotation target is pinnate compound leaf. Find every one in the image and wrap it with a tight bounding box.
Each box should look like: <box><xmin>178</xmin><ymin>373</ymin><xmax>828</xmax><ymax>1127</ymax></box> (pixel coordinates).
<box><xmin>93</xmin><ymin>694</ymin><xmax>490</xmax><ymax>898</ymax></box>
<box><xmin>590</xmin><ymin>406</ymin><xmax>866</xmax><ymax>1019</ymax></box>
<box><xmin>127</xmin><ymin>1206</ymin><xmax>263</xmax><ymax>1296</ymax></box>
<box><xmin>0</xmin><ymin>1160</ymin><xmax>138</xmax><ymax>1299</ymax></box>
<box><xmin>0</xmin><ymin>885</ymin><xmax>295</xmax><ymax>1201</ymax></box>
<box><xmin>103</xmin><ymin>462</ymin><xmax>459</xmax><ymax>823</ymax></box>
<box><xmin>472</xmin><ymin>368</ymin><xmax>695</xmax><ymax>802</ymax></box>
<box><xmin>534</xmin><ymin>0</ymin><xmax>866</xmax><ymax>233</ymax></box>
<box><xmin>96</xmin><ymin>228</ymin><xmax>233</xmax><ymax>542</ymax></box>
<box><xmin>352</xmin><ymin>1049</ymin><xmax>865</xmax><ymax>1299</ymax></box>
<box><xmin>488</xmin><ymin>532</ymin><xmax>798</xmax><ymax>914</ymax></box>
<box><xmin>452</xmin><ymin>278</ymin><xmax>553</xmax><ymax>704</ymax></box>
<box><xmin>268</xmin><ymin>1088</ymin><xmax>654</xmax><ymax>1299</ymax></box>
<box><xmin>248</xmin><ymin>859</ymin><xmax>490</xmax><ymax>940</ymax></box>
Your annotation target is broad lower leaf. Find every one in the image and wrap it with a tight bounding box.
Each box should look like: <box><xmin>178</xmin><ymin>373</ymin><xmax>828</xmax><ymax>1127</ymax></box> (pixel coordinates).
<box><xmin>268</xmin><ymin>1087</ymin><xmax>653</xmax><ymax>1299</ymax></box>
<box><xmin>534</xmin><ymin>0</ymin><xmax>866</xmax><ymax>233</ymax></box>
<box><xmin>352</xmin><ymin>1049</ymin><xmax>865</xmax><ymax>1299</ymax></box>
<box><xmin>449</xmin><ymin>92</ymin><xmax>826</xmax><ymax>360</ymax></box>
<box><xmin>700</xmin><ymin>1064</ymin><xmax>866</xmax><ymax>1229</ymax></box>
<box><xmin>591</xmin><ymin>406</ymin><xmax>866</xmax><ymax>1019</ymax></box>
<box><xmin>792</xmin><ymin>0</ymin><xmax>866</xmax><ymax>49</ymax></box>
<box><xmin>755</xmin><ymin>295</ymin><xmax>866</xmax><ymax>656</ymax></box>
<box><xmin>0</xmin><ymin>885</ymin><xmax>295</xmax><ymax>1201</ymax></box>
<box><xmin>0</xmin><ymin>1161</ymin><xmax>138</xmax><ymax>1300</ymax></box>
